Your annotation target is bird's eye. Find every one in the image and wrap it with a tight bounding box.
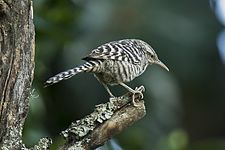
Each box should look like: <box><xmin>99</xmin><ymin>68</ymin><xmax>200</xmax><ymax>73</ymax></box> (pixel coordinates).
<box><xmin>150</xmin><ymin>54</ymin><xmax>154</xmax><ymax>58</ymax></box>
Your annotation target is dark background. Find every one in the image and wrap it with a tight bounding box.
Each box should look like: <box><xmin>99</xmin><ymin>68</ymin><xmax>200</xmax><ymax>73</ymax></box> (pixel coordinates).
<box><xmin>23</xmin><ymin>0</ymin><xmax>225</xmax><ymax>149</ymax></box>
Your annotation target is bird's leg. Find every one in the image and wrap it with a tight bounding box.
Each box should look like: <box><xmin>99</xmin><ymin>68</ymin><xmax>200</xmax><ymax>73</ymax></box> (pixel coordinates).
<box><xmin>94</xmin><ymin>74</ymin><xmax>116</xmax><ymax>99</ymax></box>
<box><xmin>119</xmin><ymin>83</ymin><xmax>144</xmax><ymax>106</ymax></box>
<box><xmin>102</xmin><ymin>83</ymin><xmax>115</xmax><ymax>98</ymax></box>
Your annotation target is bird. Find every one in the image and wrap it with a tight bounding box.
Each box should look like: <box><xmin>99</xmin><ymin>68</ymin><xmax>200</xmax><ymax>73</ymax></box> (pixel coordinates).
<box><xmin>45</xmin><ymin>39</ymin><xmax>169</xmax><ymax>106</ymax></box>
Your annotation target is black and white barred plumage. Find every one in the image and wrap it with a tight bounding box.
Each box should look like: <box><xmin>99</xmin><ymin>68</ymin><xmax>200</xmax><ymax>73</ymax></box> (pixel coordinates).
<box><xmin>45</xmin><ymin>39</ymin><xmax>169</xmax><ymax>102</ymax></box>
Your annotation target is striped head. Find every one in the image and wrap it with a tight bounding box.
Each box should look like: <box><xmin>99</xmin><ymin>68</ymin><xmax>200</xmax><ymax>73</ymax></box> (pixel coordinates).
<box><xmin>135</xmin><ymin>39</ymin><xmax>169</xmax><ymax>71</ymax></box>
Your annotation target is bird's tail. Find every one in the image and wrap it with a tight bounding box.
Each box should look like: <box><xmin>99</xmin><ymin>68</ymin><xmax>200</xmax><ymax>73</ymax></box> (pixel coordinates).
<box><xmin>44</xmin><ymin>60</ymin><xmax>101</xmax><ymax>87</ymax></box>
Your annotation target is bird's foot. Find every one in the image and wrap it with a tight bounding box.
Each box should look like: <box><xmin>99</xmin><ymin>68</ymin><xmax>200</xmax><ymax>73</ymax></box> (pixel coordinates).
<box><xmin>109</xmin><ymin>96</ymin><xmax>117</xmax><ymax>102</ymax></box>
<box><xmin>135</xmin><ymin>85</ymin><xmax>145</xmax><ymax>93</ymax></box>
<box><xmin>131</xmin><ymin>85</ymin><xmax>145</xmax><ymax>107</ymax></box>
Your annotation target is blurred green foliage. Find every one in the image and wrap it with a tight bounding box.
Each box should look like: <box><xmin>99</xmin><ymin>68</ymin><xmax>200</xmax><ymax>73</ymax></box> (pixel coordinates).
<box><xmin>23</xmin><ymin>0</ymin><xmax>225</xmax><ymax>149</ymax></box>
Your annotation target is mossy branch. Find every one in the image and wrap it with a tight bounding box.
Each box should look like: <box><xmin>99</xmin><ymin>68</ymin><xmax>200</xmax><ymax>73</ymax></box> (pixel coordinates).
<box><xmin>60</xmin><ymin>86</ymin><xmax>146</xmax><ymax>150</ymax></box>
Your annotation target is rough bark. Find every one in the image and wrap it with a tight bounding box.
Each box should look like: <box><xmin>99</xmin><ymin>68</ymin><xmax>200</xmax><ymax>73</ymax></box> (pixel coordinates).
<box><xmin>60</xmin><ymin>89</ymin><xmax>146</xmax><ymax>150</ymax></box>
<box><xmin>0</xmin><ymin>0</ymin><xmax>35</xmax><ymax>149</ymax></box>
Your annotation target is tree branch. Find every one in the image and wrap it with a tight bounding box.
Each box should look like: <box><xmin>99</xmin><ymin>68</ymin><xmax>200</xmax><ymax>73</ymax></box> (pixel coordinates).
<box><xmin>60</xmin><ymin>86</ymin><xmax>146</xmax><ymax>150</ymax></box>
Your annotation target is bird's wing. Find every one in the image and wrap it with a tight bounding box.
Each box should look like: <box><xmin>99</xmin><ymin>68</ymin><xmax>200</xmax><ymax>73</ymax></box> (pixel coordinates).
<box><xmin>82</xmin><ymin>40</ymin><xmax>142</xmax><ymax>65</ymax></box>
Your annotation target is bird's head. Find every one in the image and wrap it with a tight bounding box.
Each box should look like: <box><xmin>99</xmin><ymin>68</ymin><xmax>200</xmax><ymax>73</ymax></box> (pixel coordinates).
<box><xmin>138</xmin><ymin>39</ymin><xmax>169</xmax><ymax>71</ymax></box>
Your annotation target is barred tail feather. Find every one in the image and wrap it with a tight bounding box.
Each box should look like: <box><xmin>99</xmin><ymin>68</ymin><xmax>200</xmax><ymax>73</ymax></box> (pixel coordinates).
<box><xmin>44</xmin><ymin>60</ymin><xmax>101</xmax><ymax>87</ymax></box>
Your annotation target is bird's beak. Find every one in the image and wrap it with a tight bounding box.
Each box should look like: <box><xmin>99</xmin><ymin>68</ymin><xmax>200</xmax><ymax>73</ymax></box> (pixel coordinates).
<box><xmin>155</xmin><ymin>60</ymin><xmax>169</xmax><ymax>71</ymax></box>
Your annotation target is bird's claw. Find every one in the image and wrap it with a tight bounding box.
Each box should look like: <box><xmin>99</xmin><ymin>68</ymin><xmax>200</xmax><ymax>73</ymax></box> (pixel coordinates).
<box><xmin>135</xmin><ymin>85</ymin><xmax>145</xmax><ymax>93</ymax></box>
<box><xmin>131</xmin><ymin>86</ymin><xmax>145</xmax><ymax>107</ymax></box>
<box><xmin>132</xmin><ymin>90</ymin><xmax>144</xmax><ymax>99</ymax></box>
<box><xmin>109</xmin><ymin>96</ymin><xmax>117</xmax><ymax>103</ymax></box>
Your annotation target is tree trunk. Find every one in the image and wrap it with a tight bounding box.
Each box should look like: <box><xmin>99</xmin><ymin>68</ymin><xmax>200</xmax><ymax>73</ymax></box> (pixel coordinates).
<box><xmin>0</xmin><ymin>0</ymin><xmax>35</xmax><ymax>149</ymax></box>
